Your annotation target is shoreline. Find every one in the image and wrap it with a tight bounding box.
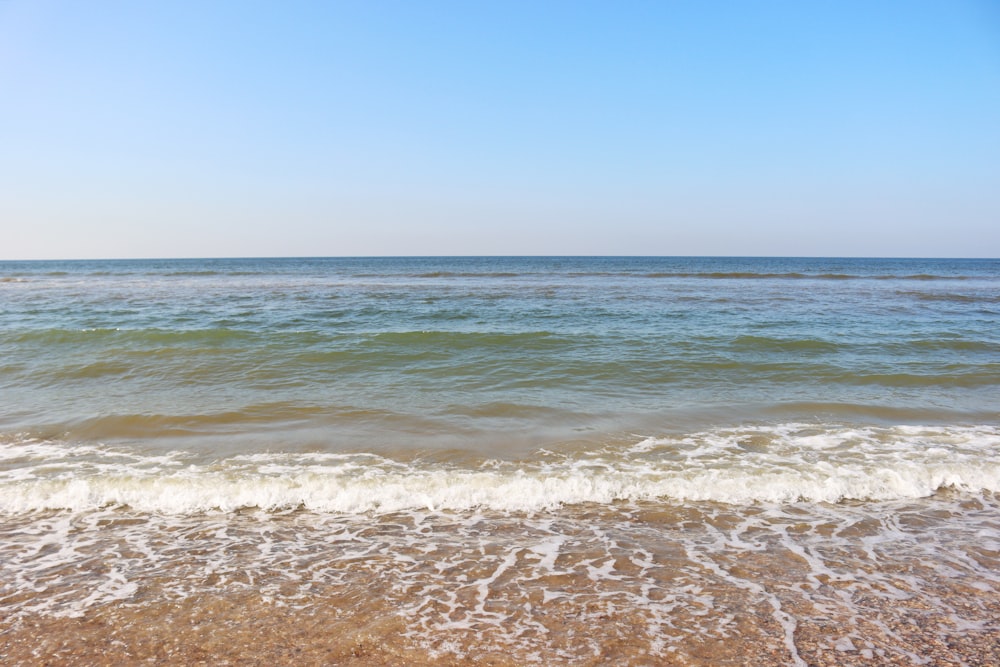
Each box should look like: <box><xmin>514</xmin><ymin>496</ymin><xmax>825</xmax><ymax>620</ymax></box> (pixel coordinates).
<box><xmin>3</xmin><ymin>496</ymin><xmax>999</xmax><ymax>666</ymax></box>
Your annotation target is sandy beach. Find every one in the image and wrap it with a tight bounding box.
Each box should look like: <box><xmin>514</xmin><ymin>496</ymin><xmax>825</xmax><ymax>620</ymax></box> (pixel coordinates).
<box><xmin>3</xmin><ymin>495</ymin><xmax>999</xmax><ymax>666</ymax></box>
<box><xmin>3</xmin><ymin>555</ymin><xmax>998</xmax><ymax>666</ymax></box>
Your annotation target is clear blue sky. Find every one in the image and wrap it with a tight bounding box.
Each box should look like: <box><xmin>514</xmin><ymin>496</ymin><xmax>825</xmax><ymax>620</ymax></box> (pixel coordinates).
<box><xmin>2</xmin><ymin>0</ymin><xmax>998</xmax><ymax>259</ymax></box>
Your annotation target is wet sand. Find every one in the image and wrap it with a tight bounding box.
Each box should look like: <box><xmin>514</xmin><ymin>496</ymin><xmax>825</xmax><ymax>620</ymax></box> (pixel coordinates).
<box><xmin>3</xmin><ymin>498</ymin><xmax>999</xmax><ymax>666</ymax></box>
<box><xmin>3</xmin><ymin>571</ymin><xmax>999</xmax><ymax>666</ymax></box>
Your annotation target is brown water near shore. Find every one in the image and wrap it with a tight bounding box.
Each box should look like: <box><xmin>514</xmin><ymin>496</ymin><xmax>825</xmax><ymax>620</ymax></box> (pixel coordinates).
<box><xmin>2</xmin><ymin>495</ymin><xmax>999</xmax><ymax>665</ymax></box>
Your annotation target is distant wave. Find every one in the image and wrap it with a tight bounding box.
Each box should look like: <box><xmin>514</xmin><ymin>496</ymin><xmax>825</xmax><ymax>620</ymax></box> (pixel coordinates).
<box><xmin>350</xmin><ymin>271</ymin><xmax>534</xmax><ymax>279</ymax></box>
<box><xmin>643</xmin><ymin>272</ymin><xmax>973</xmax><ymax>281</ymax></box>
<box><xmin>897</xmin><ymin>290</ymin><xmax>1000</xmax><ymax>304</ymax></box>
<box><xmin>645</xmin><ymin>271</ymin><xmax>813</xmax><ymax>279</ymax></box>
<box><xmin>368</xmin><ymin>329</ymin><xmax>574</xmax><ymax>350</ymax></box>
<box><xmin>412</xmin><ymin>271</ymin><xmax>524</xmax><ymax>278</ymax></box>
<box><xmin>729</xmin><ymin>335</ymin><xmax>841</xmax><ymax>353</ymax></box>
<box><xmin>9</xmin><ymin>327</ymin><xmax>277</xmax><ymax>347</ymax></box>
<box><xmin>833</xmin><ymin>369</ymin><xmax>1000</xmax><ymax>388</ymax></box>
<box><xmin>161</xmin><ymin>270</ymin><xmax>224</xmax><ymax>277</ymax></box>
<box><xmin>900</xmin><ymin>338</ymin><xmax>1000</xmax><ymax>352</ymax></box>
<box><xmin>152</xmin><ymin>270</ymin><xmax>266</xmax><ymax>277</ymax></box>
<box><xmin>348</xmin><ymin>271</ymin><xmax>980</xmax><ymax>281</ymax></box>
<box><xmin>11</xmin><ymin>326</ymin><xmax>998</xmax><ymax>393</ymax></box>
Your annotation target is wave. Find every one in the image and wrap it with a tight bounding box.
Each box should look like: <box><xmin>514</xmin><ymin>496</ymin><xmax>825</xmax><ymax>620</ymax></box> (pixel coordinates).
<box><xmin>761</xmin><ymin>402</ymin><xmax>996</xmax><ymax>422</ymax></box>
<box><xmin>412</xmin><ymin>271</ymin><xmax>524</xmax><ymax>278</ymax></box>
<box><xmin>880</xmin><ymin>273</ymin><xmax>969</xmax><ymax>281</ymax></box>
<box><xmin>8</xmin><ymin>327</ymin><xmax>288</xmax><ymax>347</ymax></box>
<box><xmin>50</xmin><ymin>403</ymin><xmax>404</xmax><ymax>439</ymax></box>
<box><xmin>730</xmin><ymin>335</ymin><xmax>840</xmax><ymax>353</ymax></box>
<box><xmin>50</xmin><ymin>360</ymin><xmax>136</xmax><ymax>380</ymax></box>
<box><xmin>160</xmin><ymin>270</ymin><xmax>223</xmax><ymax>277</ymax></box>
<box><xmin>11</xmin><ymin>334</ymin><xmax>997</xmax><ymax>393</ymax></box>
<box><xmin>11</xmin><ymin>327</ymin><xmax>581</xmax><ymax>351</ymax></box>
<box><xmin>897</xmin><ymin>290</ymin><xmax>1000</xmax><ymax>304</ymax></box>
<box><xmin>834</xmin><ymin>368</ymin><xmax>1000</xmax><ymax>388</ymax></box>
<box><xmin>401</xmin><ymin>270</ymin><xmax>982</xmax><ymax>281</ymax></box>
<box><xmin>2</xmin><ymin>425</ymin><xmax>997</xmax><ymax>515</ymax></box>
<box><xmin>148</xmin><ymin>270</ymin><xmax>264</xmax><ymax>277</ymax></box>
<box><xmin>639</xmin><ymin>272</ymin><xmax>974</xmax><ymax>281</ymax></box>
<box><xmin>646</xmin><ymin>271</ymin><xmax>812</xmax><ymax>279</ymax></box>
<box><xmin>367</xmin><ymin>330</ymin><xmax>578</xmax><ymax>351</ymax></box>
<box><xmin>897</xmin><ymin>338</ymin><xmax>1000</xmax><ymax>353</ymax></box>
<box><xmin>724</xmin><ymin>334</ymin><xmax>1000</xmax><ymax>360</ymax></box>
<box><xmin>344</xmin><ymin>270</ymin><xmax>980</xmax><ymax>281</ymax></box>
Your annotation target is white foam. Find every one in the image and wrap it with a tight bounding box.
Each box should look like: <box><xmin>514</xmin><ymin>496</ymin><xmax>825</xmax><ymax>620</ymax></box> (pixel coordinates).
<box><xmin>1</xmin><ymin>425</ymin><xmax>999</xmax><ymax>515</ymax></box>
<box><xmin>3</xmin><ymin>488</ymin><xmax>998</xmax><ymax>662</ymax></box>
<box><xmin>525</xmin><ymin>536</ymin><xmax>566</xmax><ymax>572</ymax></box>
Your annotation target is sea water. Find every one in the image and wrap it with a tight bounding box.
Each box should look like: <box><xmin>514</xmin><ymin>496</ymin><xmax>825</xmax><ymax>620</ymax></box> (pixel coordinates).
<box><xmin>1</xmin><ymin>257</ymin><xmax>999</xmax><ymax>664</ymax></box>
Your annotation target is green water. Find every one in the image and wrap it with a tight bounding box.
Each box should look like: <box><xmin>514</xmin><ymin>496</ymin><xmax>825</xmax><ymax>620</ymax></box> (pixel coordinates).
<box><xmin>2</xmin><ymin>256</ymin><xmax>998</xmax><ymax>457</ymax></box>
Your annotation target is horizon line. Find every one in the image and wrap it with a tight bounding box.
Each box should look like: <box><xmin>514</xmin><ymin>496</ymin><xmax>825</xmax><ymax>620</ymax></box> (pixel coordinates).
<box><xmin>3</xmin><ymin>254</ymin><xmax>999</xmax><ymax>262</ymax></box>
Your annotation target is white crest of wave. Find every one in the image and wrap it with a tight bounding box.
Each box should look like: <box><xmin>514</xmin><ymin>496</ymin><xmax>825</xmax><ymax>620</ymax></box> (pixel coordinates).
<box><xmin>1</xmin><ymin>425</ymin><xmax>998</xmax><ymax>514</ymax></box>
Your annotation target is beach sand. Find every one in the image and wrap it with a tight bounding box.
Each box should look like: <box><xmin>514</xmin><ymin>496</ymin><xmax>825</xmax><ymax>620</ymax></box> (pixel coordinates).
<box><xmin>3</xmin><ymin>545</ymin><xmax>998</xmax><ymax>666</ymax></box>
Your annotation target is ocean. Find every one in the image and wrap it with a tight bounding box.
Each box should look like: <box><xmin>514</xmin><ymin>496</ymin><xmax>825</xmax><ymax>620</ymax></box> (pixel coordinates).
<box><xmin>1</xmin><ymin>256</ymin><xmax>999</xmax><ymax>665</ymax></box>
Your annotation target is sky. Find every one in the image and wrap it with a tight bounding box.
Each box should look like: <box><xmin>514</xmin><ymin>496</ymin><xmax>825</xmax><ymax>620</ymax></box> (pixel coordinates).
<box><xmin>1</xmin><ymin>1</ymin><xmax>999</xmax><ymax>259</ymax></box>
